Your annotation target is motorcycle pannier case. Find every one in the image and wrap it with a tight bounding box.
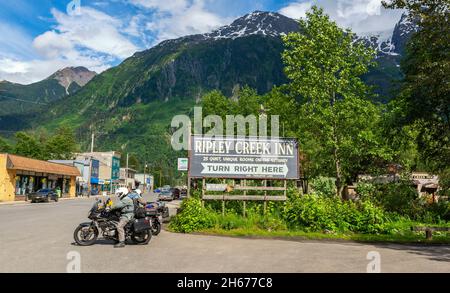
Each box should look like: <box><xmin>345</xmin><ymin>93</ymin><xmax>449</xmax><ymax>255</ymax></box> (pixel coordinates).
<box><xmin>135</xmin><ymin>207</ymin><xmax>146</xmax><ymax>219</ymax></box>
<box><xmin>133</xmin><ymin>218</ymin><xmax>151</xmax><ymax>233</ymax></box>
<box><xmin>161</xmin><ymin>206</ymin><xmax>169</xmax><ymax>218</ymax></box>
<box><xmin>146</xmin><ymin>208</ymin><xmax>158</xmax><ymax>217</ymax></box>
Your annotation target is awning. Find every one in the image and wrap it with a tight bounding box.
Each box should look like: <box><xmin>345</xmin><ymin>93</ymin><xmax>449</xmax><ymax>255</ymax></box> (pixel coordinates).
<box><xmin>6</xmin><ymin>154</ymin><xmax>80</xmax><ymax>177</ymax></box>
<box><xmin>423</xmin><ymin>183</ymin><xmax>439</xmax><ymax>189</ymax></box>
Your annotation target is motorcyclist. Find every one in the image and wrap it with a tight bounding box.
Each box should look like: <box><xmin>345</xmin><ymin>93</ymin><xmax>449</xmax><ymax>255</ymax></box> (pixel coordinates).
<box><xmin>110</xmin><ymin>187</ymin><xmax>134</xmax><ymax>248</ymax></box>
<box><xmin>129</xmin><ymin>188</ymin><xmax>147</xmax><ymax>206</ymax></box>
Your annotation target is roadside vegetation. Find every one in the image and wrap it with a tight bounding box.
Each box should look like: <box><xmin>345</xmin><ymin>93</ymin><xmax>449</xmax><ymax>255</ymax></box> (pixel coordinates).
<box><xmin>169</xmin><ymin>187</ymin><xmax>450</xmax><ymax>244</ymax></box>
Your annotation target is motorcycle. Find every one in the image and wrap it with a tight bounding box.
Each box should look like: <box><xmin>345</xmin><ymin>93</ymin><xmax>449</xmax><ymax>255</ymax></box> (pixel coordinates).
<box><xmin>144</xmin><ymin>201</ymin><xmax>169</xmax><ymax>236</ymax></box>
<box><xmin>73</xmin><ymin>199</ymin><xmax>152</xmax><ymax>246</ymax></box>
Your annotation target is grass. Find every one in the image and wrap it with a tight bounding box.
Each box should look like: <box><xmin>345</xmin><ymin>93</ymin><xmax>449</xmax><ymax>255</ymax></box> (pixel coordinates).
<box><xmin>186</xmin><ymin>227</ymin><xmax>450</xmax><ymax>244</ymax></box>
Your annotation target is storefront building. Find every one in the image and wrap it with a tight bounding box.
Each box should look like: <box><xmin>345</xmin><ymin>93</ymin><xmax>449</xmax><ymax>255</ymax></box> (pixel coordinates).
<box><xmin>48</xmin><ymin>160</ymin><xmax>91</xmax><ymax>196</ymax></box>
<box><xmin>119</xmin><ymin>168</ymin><xmax>137</xmax><ymax>189</ymax></box>
<box><xmin>0</xmin><ymin>154</ymin><xmax>80</xmax><ymax>202</ymax></box>
<box><xmin>76</xmin><ymin>151</ymin><xmax>121</xmax><ymax>194</ymax></box>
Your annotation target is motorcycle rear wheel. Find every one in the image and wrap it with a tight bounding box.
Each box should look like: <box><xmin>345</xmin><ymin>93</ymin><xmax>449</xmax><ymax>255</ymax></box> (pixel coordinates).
<box><xmin>74</xmin><ymin>225</ymin><xmax>98</xmax><ymax>246</ymax></box>
<box><xmin>131</xmin><ymin>230</ymin><xmax>152</xmax><ymax>245</ymax></box>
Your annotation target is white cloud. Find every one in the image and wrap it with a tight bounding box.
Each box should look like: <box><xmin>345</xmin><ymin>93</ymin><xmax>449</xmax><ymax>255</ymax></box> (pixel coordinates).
<box><xmin>279</xmin><ymin>0</ymin><xmax>404</xmax><ymax>34</ymax></box>
<box><xmin>336</xmin><ymin>0</ymin><xmax>382</xmax><ymax>18</ymax></box>
<box><xmin>130</xmin><ymin>0</ymin><xmax>189</xmax><ymax>12</ymax></box>
<box><xmin>39</xmin><ymin>7</ymin><xmax>138</xmax><ymax>59</ymax></box>
<box><xmin>131</xmin><ymin>0</ymin><xmax>229</xmax><ymax>44</ymax></box>
<box><xmin>279</xmin><ymin>1</ymin><xmax>312</xmax><ymax>19</ymax></box>
<box><xmin>0</xmin><ymin>55</ymin><xmax>110</xmax><ymax>85</ymax></box>
<box><xmin>0</xmin><ymin>6</ymin><xmax>139</xmax><ymax>84</ymax></box>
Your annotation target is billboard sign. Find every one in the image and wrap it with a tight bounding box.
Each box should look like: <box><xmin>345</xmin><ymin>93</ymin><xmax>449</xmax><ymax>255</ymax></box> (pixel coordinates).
<box><xmin>190</xmin><ymin>136</ymin><xmax>299</xmax><ymax>179</ymax></box>
<box><xmin>111</xmin><ymin>156</ymin><xmax>120</xmax><ymax>180</ymax></box>
<box><xmin>91</xmin><ymin>159</ymin><xmax>99</xmax><ymax>181</ymax></box>
<box><xmin>178</xmin><ymin>158</ymin><xmax>189</xmax><ymax>171</ymax></box>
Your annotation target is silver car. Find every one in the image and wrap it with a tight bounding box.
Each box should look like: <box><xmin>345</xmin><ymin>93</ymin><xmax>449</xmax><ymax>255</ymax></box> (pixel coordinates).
<box><xmin>158</xmin><ymin>190</ymin><xmax>174</xmax><ymax>201</ymax></box>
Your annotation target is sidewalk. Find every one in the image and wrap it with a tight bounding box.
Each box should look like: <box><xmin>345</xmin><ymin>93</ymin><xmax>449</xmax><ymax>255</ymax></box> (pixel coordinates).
<box><xmin>0</xmin><ymin>196</ymin><xmax>98</xmax><ymax>206</ymax></box>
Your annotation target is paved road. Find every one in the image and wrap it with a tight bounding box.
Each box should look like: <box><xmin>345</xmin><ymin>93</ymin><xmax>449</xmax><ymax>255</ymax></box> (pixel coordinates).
<box><xmin>0</xmin><ymin>195</ymin><xmax>449</xmax><ymax>273</ymax></box>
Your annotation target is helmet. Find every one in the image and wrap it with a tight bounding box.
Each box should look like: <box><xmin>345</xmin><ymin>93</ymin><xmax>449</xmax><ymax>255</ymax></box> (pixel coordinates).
<box><xmin>115</xmin><ymin>187</ymin><xmax>129</xmax><ymax>200</ymax></box>
<box><xmin>135</xmin><ymin>189</ymin><xmax>142</xmax><ymax>195</ymax></box>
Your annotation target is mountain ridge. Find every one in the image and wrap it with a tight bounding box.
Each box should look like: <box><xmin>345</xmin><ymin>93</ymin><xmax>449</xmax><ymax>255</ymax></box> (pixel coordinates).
<box><xmin>0</xmin><ymin>66</ymin><xmax>96</xmax><ymax>116</ymax></box>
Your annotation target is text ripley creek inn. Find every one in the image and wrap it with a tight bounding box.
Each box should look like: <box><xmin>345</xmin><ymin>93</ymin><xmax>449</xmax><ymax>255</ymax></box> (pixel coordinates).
<box><xmin>194</xmin><ymin>139</ymin><xmax>295</xmax><ymax>156</ymax></box>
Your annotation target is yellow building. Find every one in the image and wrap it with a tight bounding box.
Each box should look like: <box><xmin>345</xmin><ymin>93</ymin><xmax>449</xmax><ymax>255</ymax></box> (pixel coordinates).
<box><xmin>0</xmin><ymin>154</ymin><xmax>80</xmax><ymax>202</ymax></box>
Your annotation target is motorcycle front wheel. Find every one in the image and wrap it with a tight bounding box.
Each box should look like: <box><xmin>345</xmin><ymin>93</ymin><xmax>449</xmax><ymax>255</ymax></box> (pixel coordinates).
<box><xmin>74</xmin><ymin>225</ymin><xmax>98</xmax><ymax>246</ymax></box>
<box><xmin>131</xmin><ymin>230</ymin><xmax>152</xmax><ymax>245</ymax></box>
<box><xmin>152</xmin><ymin>220</ymin><xmax>161</xmax><ymax>236</ymax></box>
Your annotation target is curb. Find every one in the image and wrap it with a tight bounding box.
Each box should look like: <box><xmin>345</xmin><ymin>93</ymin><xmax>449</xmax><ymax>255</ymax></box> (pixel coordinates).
<box><xmin>0</xmin><ymin>201</ymin><xmax>28</xmax><ymax>206</ymax></box>
<box><xmin>0</xmin><ymin>196</ymin><xmax>105</xmax><ymax>206</ymax></box>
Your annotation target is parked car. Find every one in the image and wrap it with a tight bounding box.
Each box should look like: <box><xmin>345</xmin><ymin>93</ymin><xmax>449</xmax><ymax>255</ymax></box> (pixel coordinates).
<box><xmin>171</xmin><ymin>188</ymin><xmax>180</xmax><ymax>199</ymax></box>
<box><xmin>162</xmin><ymin>185</ymin><xmax>171</xmax><ymax>191</ymax></box>
<box><xmin>28</xmin><ymin>189</ymin><xmax>59</xmax><ymax>203</ymax></box>
<box><xmin>158</xmin><ymin>190</ymin><xmax>174</xmax><ymax>201</ymax></box>
<box><xmin>154</xmin><ymin>188</ymin><xmax>161</xmax><ymax>193</ymax></box>
<box><xmin>180</xmin><ymin>189</ymin><xmax>187</xmax><ymax>199</ymax></box>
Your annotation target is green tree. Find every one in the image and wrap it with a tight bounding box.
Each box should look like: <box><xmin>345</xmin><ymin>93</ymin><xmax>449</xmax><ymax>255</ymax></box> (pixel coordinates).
<box><xmin>44</xmin><ymin>127</ymin><xmax>78</xmax><ymax>160</ymax></box>
<box><xmin>202</xmin><ymin>86</ymin><xmax>262</xmax><ymax>135</ymax></box>
<box><xmin>0</xmin><ymin>136</ymin><xmax>12</xmax><ymax>153</ymax></box>
<box><xmin>382</xmin><ymin>0</ymin><xmax>450</xmax><ymax>172</ymax></box>
<box><xmin>281</xmin><ymin>6</ymin><xmax>391</xmax><ymax>197</ymax></box>
<box><xmin>202</xmin><ymin>90</ymin><xmax>234</xmax><ymax>120</ymax></box>
<box><xmin>14</xmin><ymin>132</ymin><xmax>43</xmax><ymax>159</ymax></box>
<box><xmin>121</xmin><ymin>153</ymin><xmax>141</xmax><ymax>171</ymax></box>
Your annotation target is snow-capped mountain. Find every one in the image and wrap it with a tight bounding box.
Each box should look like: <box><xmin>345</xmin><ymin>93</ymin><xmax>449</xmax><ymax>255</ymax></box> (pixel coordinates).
<box><xmin>204</xmin><ymin>11</ymin><xmax>300</xmax><ymax>40</ymax></box>
<box><xmin>156</xmin><ymin>11</ymin><xmax>417</xmax><ymax>59</ymax></box>
<box><xmin>357</xmin><ymin>13</ymin><xmax>419</xmax><ymax>57</ymax></box>
<box><xmin>201</xmin><ymin>11</ymin><xmax>418</xmax><ymax>58</ymax></box>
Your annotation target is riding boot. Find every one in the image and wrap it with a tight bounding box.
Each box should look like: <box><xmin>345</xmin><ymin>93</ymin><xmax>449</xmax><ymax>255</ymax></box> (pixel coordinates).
<box><xmin>114</xmin><ymin>241</ymin><xmax>125</xmax><ymax>248</ymax></box>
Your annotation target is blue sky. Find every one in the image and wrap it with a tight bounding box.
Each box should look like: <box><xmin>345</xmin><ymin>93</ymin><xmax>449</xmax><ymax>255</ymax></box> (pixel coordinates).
<box><xmin>0</xmin><ymin>0</ymin><xmax>403</xmax><ymax>84</ymax></box>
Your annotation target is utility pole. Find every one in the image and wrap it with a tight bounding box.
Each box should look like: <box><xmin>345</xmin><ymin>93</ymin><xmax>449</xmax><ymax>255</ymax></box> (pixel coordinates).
<box><xmin>126</xmin><ymin>153</ymin><xmax>129</xmax><ymax>189</ymax></box>
<box><xmin>143</xmin><ymin>160</ymin><xmax>147</xmax><ymax>192</ymax></box>
<box><xmin>91</xmin><ymin>133</ymin><xmax>95</xmax><ymax>153</ymax></box>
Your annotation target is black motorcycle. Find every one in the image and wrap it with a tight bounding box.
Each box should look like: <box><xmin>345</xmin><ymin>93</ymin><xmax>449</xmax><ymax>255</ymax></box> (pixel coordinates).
<box><xmin>144</xmin><ymin>201</ymin><xmax>169</xmax><ymax>236</ymax></box>
<box><xmin>73</xmin><ymin>199</ymin><xmax>152</xmax><ymax>246</ymax></box>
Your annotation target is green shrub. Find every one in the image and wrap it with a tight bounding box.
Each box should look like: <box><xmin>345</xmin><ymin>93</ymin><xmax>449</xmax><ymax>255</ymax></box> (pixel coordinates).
<box><xmin>283</xmin><ymin>191</ymin><xmax>390</xmax><ymax>234</ymax></box>
<box><xmin>372</xmin><ymin>181</ymin><xmax>419</xmax><ymax>215</ymax></box>
<box><xmin>423</xmin><ymin>201</ymin><xmax>450</xmax><ymax>223</ymax></box>
<box><xmin>350</xmin><ymin>201</ymin><xmax>390</xmax><ymax>234</ymax></box>
<box><xmin>356</xmin><ymin>180</ymin><xmax>449</xmax><ymax>223</ymax></box>
<box><xmin>256</xmin><ymin>215</ymin><xmax>287</xmax><ymax>231</ymax></box>
<box><xmin>356</xmin><ymin>182</ymin><xmax>376</xmax><ymax>199</ymax></box>
<box><xmin>310</xmin><ymin>177</ymin><xmax>336</xmax><ymax>197</ymax></box>
<box><xmin>216</xmin><ymin>213</ymin><xmax>249</xmax><ymax>230</ymax></box>
<box><xmin>170</xmin><ymin>197</ymin><xmax>215</xmax><ymax>233</ymax></box>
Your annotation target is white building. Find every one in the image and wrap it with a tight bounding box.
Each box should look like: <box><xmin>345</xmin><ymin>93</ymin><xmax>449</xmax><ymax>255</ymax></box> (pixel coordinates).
<box><xmin>119</xmin><ymin>168</ymin><xmax>137</xmax><ymax>189</ymax></box>
<box><xmin>135</xmin><ymin>173</ymin><xmax>154</xmax><ymax>192</ymax></box>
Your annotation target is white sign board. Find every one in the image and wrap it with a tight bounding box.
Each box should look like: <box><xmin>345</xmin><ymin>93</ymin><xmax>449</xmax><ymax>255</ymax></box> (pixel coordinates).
<box><xmin>178</xmin><ymin>158</ymin><xmax>189</xmax><ymax>171</ymax></box>
<box><xmin>206</xmin><ymin>184</ymin><xmax>229</xmax><ymax>192</ymax></box>
<box><xmin>190</xmin><ymin>136</ymin><xmax>299</xmax><ymax>179</ymax></box>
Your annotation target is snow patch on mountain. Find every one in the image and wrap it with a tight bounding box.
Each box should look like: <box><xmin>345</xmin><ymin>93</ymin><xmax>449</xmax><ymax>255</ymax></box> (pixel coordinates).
<box><xmin>203</xmin><ymin>11</ymin><xmax>299</xmax><ymax>40</ymax></box>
